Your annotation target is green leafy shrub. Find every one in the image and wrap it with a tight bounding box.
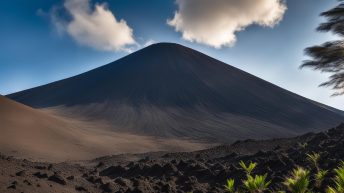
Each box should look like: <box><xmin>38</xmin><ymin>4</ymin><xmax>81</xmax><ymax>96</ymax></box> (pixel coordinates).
<box><xmin>326</xmin><ymin>161</ymin><xmax>344</xmax><ymax>193</ymax></box>
<box><xmin>225</xmin><ymin>161</ymin><xmax>270</xmax><ymax>193</ymax></box>
<box><xmin>242</xmin><ymin>173</ymin><xmax>270</xmax><ymax>193</ymax></box>
<box><xmin>224</xmin><ymin>155</ymin><xmax>344</xmax><ymax>193</ymax></box>
<box><xmin>283</xmin><ymin>167</ymin><xmax>310</xmax><ymax>193</ymax></box>
<box><xmin>224</xmin><ymin>179</ymin><xmax>235</xmax><ymax>193</ymax></box>
<box><xmin>315</xmin><ymin>169</ymin><xmax>328</xmax><ymax>188</ymax></box>
<box><xmin>239</xmin><ymin>161</ymin><xmax>257</xmax><ymax>176</ymax></box>
<box><xmin>306</xmin><ymin>152</ymin><xmax>320</xmax><ymax>170</ymax></box>
<box><xmin>306</xmin><ymin>152</ymin><xmax>328</xmax><ymax>188</ymax></box>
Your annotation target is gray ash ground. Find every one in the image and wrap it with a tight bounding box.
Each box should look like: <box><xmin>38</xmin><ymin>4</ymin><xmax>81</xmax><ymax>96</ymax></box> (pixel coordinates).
<box><xmin>2</xmin><ymin>124</ymin><xmax>344</xmax><ymax>193</ymax></box>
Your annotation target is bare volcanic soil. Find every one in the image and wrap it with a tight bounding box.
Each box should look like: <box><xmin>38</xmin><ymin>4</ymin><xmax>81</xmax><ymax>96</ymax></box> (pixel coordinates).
<box><xmin>0</xmin><ymin>95</ymin><xmax>210</xmax><ymax>161</ymax></box>
<box><xmin>2</xmin><ymin>124</ymin><xmax>344</xmax><ymax>193</ymax></box>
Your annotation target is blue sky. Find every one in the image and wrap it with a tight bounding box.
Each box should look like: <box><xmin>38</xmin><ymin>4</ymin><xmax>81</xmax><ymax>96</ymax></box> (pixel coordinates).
<box><xmin>1</xmin><ymin>0</ymin><xmax>343</xmax><ymax>109</ymax></box>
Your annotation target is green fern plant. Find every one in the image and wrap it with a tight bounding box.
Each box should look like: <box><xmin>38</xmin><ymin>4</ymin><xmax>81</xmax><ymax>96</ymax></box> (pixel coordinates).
<box><xmin>315</xmin><ymin>169</ymin><xmax>328</xmax><ymax>188</ymax></box>
<box><xmin>306</xmin><ymin>152</ymin><xmax>327</xmax><ymax>188</ymax></box>
<box><xmin>326</xmin><ymin>187</ymin><xmax>338</xmax><ymax>193</ymax></box>
<box><xmin>225</xmin><ymin>179</ymin><xmax>236</xmax><ymax>193</ymax></box>
<box><xmin>224</xmin><ymin>159</ymin><xmax>344</xmax><ymax>193</ymax></box>
<box><xmin>298</xmin><ymin>142</ymin><xmax>308</xmax><ymax>149</ymax></box>
<box><xmin>307</xmin><ymin>152</ymin><xmax>320</xmax><ymax>169</ymax></box>
<box><xmin>239</xmin><ymin>161</ymin><xmax>271</xmax><ymax>193</ymax></box>
<box><xmin>239</xmin><ymin>161</ymin><xmax>257</xmax><ymax>175</ymax></box>
<box><xmin>326</xmin><ymin>161</ymin><xmax>344</xmax><ymax>193</ymax></box>
<box><xmin>242</xmin><ymin>173</ymin><xmax>271</xmax><ymax>193</ymax></box>
<box><xmin>283</xmin><ymin>167</ymin><xmax>311</xmax><ymax>193</ymax></box>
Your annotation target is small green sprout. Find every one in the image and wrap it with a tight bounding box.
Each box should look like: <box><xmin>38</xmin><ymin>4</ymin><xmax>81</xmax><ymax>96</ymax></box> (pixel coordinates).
<box><xmin>225</xmin><ymin>179</ymin><xmax>235</xmax><ymax>193</ymax></box>
<box><xmin>315</xmin><ymin>169</ymin><xmax>328</xmax><ymax>188</ymax></box>
<box><xmin>307</xmin><ymin>152</ymin><xmax>321</xmax><ymax>169</ymax></box>
<box><xmin>239</xmin><ymin>161</ymin><xmax>257</xmax><ymax>175</ymax></box>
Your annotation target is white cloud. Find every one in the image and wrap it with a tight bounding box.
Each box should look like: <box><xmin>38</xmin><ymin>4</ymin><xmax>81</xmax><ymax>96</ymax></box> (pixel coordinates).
<box><xmin>51</xmin><ymin>0</ymin><xmax>136</xmax><ymax>52</ymax></box>
<box><xmin>168</xmin><ymin>0</ymin><xmax>287</xmax><ymax>48</ymax></box>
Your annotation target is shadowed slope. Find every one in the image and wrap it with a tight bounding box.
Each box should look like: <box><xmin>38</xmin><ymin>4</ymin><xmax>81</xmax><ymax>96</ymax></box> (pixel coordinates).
<box><xmin>8</xmin><ymin>43</ymin><xmax>344</xmax><ymax>143</ymax></box>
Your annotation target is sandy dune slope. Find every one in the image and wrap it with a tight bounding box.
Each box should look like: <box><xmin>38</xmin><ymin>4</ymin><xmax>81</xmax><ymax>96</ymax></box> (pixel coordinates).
<box><xmin>0</xmin><ymin>95</ymin><xmax>209</xmax><ymax>161</ymax></box>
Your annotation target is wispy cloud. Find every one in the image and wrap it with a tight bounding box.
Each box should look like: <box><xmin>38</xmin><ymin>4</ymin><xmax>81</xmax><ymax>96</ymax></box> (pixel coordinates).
<box><xmin>168</xmin><ymin>0</ymin><xmax>287</xmax><ymax>48</ymax></box>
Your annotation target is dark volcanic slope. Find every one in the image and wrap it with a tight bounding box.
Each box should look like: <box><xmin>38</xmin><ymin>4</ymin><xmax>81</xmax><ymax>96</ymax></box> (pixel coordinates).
<box><xmin>8</xmin><ymin>43</ymin><xmax>344</xmax><ymax>143</ymax></box>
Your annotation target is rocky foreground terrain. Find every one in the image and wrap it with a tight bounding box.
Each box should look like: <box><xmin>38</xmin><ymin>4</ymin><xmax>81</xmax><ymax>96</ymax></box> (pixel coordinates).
<box><xmin>2</xmin><ymin>123</ymin><xmax>344</xmax><ymax>193</ymax></box>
